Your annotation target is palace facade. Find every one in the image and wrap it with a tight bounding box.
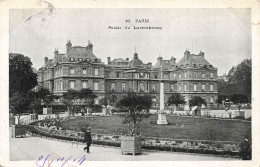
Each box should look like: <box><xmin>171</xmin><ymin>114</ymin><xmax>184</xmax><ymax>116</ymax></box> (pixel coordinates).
<box><xmin>37</xmin><ymin>40</ymin><xmax>218</xmax><ymax>107</ymax></box>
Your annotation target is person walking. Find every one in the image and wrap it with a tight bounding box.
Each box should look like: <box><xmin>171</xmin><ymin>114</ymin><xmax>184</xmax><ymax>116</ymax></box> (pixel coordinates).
<box><xmin>83</xmin><ymin>127</ymin><xmax>92</xmax><ymax>153</ymax></box>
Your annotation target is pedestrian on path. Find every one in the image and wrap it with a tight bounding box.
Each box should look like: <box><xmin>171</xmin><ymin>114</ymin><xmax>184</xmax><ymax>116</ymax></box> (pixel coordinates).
<box><xmin>83</xmin><ymin>127</ymin><xmax>92</xmax><ymax>153</ymax></box>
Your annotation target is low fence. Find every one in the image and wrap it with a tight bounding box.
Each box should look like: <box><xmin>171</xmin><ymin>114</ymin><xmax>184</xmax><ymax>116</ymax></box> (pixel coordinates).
<box><xmin>25</xmin><ymin>124</ymin><xmax>241</xmax><ymax>157</ymax></box>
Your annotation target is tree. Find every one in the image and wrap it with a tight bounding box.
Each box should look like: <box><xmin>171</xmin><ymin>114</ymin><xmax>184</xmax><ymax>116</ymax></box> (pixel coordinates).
<box><xmin>99</xmin><ymin>93</ymin><xmax>118</xmax><ymax>107</ymax></box>
<box><xmin>229</xmin><ymin>59</ymin><xmax>251</xmax><ymax>102</ymax></box>
<box><xmin>29</xmin><ymin>98</ymin><xmax>42</xmax><ymax>115</ymax></box>
<box><xmin>61</xmin><ymin>89</ymin><xmax>79</xmax><ymax>114</ymax></box>
<box><xmin>36</xmin><ymin>87</ymin><xmax>50</xmax><ymax>100</ymax></box>
<box><xmin>78</xmin><ymin>89</ymin><xmax>97</xmax><ymax>106</ymax></box>
<box><xmin>10</xmin><ymin>92</ymin><xmax>31</xmax><ymax>124</ymax></box>
<box><xmin>189</xmin><ymin>96</ymin><xmax>207</xmax><ymax>116</ymax></box>
<box><xmin>9</xmin><ymin>53</ymin><xmax>38</xmax><ymax>97</ymax></box>
<box><xmin>78</xmin><ymin>88</ymin><xmax>97</xmax><ymax>113</ymax></box>
<box><xmin>9</xmin><ymin>53</ymin><xmax>38</xmax><ymax>121</ymax></box>
<box><xmin>116</xmin><ymin>93</ymin><xmax>152</xmax><ymax>136</ymax></box>
<box><xmin>231</xmin><ymin>94</ymin><xmax>249</xmax><ymax>111</ymax></box>
<box><xmin>167</xmin><ymin>93</ymin><xmax>186</xmax><ymax>111</ymax></box>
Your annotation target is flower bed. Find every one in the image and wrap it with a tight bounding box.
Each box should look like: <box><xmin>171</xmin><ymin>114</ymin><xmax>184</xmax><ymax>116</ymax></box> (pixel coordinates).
<box><xmin>25</xmin><ymin>123</ymin><xmax>240</xmax><ymax>157</ymax></box>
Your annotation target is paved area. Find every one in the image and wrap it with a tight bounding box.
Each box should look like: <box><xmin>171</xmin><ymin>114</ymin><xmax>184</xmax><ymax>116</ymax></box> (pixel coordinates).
<box><xmin>10</xmin><ymin>135</ymin><xmax>237</xmax><ymax>161</ymax></box>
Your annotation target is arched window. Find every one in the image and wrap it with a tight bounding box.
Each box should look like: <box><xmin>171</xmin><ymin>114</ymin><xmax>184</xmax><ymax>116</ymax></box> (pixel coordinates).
<box><xmin>139</xmin><ymin>83</ymin><xmax>144</xmax><ymax>91</ymax></box>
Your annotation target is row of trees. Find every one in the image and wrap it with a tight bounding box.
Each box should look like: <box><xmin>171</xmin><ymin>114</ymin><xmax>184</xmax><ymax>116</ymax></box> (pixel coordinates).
<box><xmin>217</xmin><ymin>59</ymin><xmax>251</xmax><ymax>110</ymax></box>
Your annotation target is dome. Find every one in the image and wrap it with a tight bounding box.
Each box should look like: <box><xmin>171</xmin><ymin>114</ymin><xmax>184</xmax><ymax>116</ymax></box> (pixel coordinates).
<box><xmin>128</xmin><ymin>52</ymin><xmax>144</xmax><ymax>68</ymax></box>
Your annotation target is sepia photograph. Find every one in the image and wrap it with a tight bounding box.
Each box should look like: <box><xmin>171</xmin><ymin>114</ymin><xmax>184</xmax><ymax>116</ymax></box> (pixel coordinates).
<box><xmin>1</xmin><ymin>0</ymin><xmax>260</xmax><ymax>167</ymax></box>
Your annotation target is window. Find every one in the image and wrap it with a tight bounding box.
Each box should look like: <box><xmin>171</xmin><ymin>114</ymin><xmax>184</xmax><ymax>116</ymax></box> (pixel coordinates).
<box><xmin>210</xmin><ymin>96</ymin><xmax>214</xmax><ymax>103</ymax></box>
<box><xmin>70</xmin><ymin>67</ymin><xmax>75</xmax><ymax>75</ymax></box>
<box><xmin>202</xmin><ymin>73</ymin><xmax>205</xmax><ymax>79</ymax></box>
<box><xmin>173</xmin><ymin>73</ymin><xmax>176</xmax><ymax>78</ymax></box>
<box><xmin>202</xmin><ymin>84</ymin><xmax>205</xmax><ymax>91</ymax></box>
<box><xmin>145</xmin><ymin>73</ymin><xmax>150</xmax><ymax>79</ymax></box>
<box><xmin>59</xmin><ymin>66</ymin><xmax>62</xmax><ymax>76</ymax></box>
<box><xmin>178</xmin><ymin>83</ymin><xmax>182</xmax><ymax>91</ymax></box>
<box><xmin>116</xmin><ymin>72</ymin><xmax>120</xmax><ymax>78</ymax></box>
<box><xmin>82</xmin><ymin>68</ymin><xmax>87</xmax><ymax>75</ymax></box>
<box><xmin>152</xmin><ymin>83</ymin><xmax>156</xmax><ymax>91</ymax></box>
<box><xmin>163</xmin><ymin>74</ymin><xmax>167</xmax><ymax>79</ymax></box>
<box><xmin>179</xmin><ymin>73</ymin><xmax>181</xmax><ymax>79</ymax></box>
<box><xmin>184</xmin><ymin>72</ymin><xmax>187</xmax><ymax>79</ymax></box>
<box><xmin>154</xmin><ymin>74</ymin><xmax>158</xmax><ymax>79</ymax></box>
<box><xmin>78</xmin><ymin>58</ymin><xmax>83</xmax><ymax>61</ymax></box>
<box><xmin>152</xmin><ymin>96</ymin><xmax>157</xmax><ymax>102</ymax></box>
<box><xmin>60</xmin><ymin>81</ymin><xmax>63</xmax><ymax>90</ymax></box>
<box><xmin>122</xmin><ymin>83</ymin><xmax>126</xmax><ymax>91</ymax></box>
<box><xmin>170</xmin><ymin>84</ymin><xmax>174</xmax><ymax>91</ymax></box>
<box><xmin>139</xmin><ymin>83</ymin><xmax>144</xmax><ymax>91</ymax></box>
<box><xmin>94</xmin><ymin>82</ymin><xmax>99</xmax><ymax>90</ymax></box>
<box><xmin>82</xmin><ymin>81</ymin><xmax>87</xmax><ymax>89</ymax></box>
<box><xmin>69</xmin><ymin>81</ymin><xmax>75</xmax><ymax>89</ymax></box>
<box><xmin>210</xmin><ymin>72</ymin><xmax>214</xmax><ymax>79</ymax></box>
<box><xmin>210</xmin><ymin>84</ymin><xmax>214</xmax><ymax>91</ymax></box>
<box><xmin>184</xmin><ymin>83</ymin><xmax>187</xmax><ymax>91</ymax></box>
<box><xmin>94</xmin><ymin>68</ymin><xmax>99</xmax><ymax>76</ymax></box>
<box><xmin>111</xmin><ymin>83</ymin><xmax>116</xmax><ymax>91</ymax></box>
<box><xmin>70</xmin><ymin>57</ymin><xmax>75</xmax><ymax>61</ymax></box>
<box><xmin>62</xmin><ymin>81</ymin><xmax>66</xmax><ymax>90</ymax></box>
<box><xmin>194</xmin><ymin>72</ymin><xmax>197</xmax><ymax>79</ymax></box>
<box><xmin>134</xmin><ymin>73</ymin><xmax>139</xmax><ymax>78</ymax></box>
<box><xmin>193</xmin><ymin>83</ymin><xmax>197</xmax><ymax>91</ymax></box>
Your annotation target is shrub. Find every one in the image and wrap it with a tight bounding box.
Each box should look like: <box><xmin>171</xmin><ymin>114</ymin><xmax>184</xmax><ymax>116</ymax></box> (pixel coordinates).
<box><xmin>234</xmin><ymin>116</ymin><xmax>245</xmax><ymax>120</ymax></box>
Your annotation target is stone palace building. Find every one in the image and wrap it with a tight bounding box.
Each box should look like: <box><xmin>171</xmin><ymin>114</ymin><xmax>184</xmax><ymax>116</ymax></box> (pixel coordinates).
<box><xmin>37</xmin><ymin>40</ymin><xmax>218</xmax><ymax>108</ymax></box>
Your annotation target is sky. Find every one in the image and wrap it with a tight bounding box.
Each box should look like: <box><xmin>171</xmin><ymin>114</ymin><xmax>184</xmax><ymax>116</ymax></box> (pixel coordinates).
<box><xmin>9</xmin><ymin>8</ymin><xmax>251</xmax><ymax>75</ymax></box>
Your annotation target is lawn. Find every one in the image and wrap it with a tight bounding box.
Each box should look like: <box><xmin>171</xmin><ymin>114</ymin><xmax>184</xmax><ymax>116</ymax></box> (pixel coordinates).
<box><xmin>60</xmin><ymin>115</ymin><xmax>251</xmax><ymax>142</ymax></box>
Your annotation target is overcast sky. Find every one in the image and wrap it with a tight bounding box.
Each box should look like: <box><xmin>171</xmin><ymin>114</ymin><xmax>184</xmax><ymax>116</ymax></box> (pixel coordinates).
<box><xmin>9</xmin><ymin>8</ymin><xmax>251</xmax><ymax>75</ymax></box>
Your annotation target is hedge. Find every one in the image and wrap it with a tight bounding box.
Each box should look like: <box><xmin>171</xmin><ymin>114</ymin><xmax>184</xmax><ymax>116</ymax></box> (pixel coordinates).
<box><xmin>25</xmin><ymin>125</ymin><xmax>240</xmax><ymax>157</ymax></box>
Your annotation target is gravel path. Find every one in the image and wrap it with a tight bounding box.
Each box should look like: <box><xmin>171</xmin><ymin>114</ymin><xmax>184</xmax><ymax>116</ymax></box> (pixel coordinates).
<box><xmin>9</xmin><ymin>135</ymin><xmax>238</xmax><ymax>161</ymax></box>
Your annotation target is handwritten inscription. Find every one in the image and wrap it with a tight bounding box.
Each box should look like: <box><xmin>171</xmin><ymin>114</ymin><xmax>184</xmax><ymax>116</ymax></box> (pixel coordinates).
<box><xmin>36</xmin><ymin>153</ymin><xmax>86</xmax><ymax>167</ymax></box>
<box><xmin>108</xmin><ymin>19</ymin><xmax>162</xmax><ymax>30</ymax></box>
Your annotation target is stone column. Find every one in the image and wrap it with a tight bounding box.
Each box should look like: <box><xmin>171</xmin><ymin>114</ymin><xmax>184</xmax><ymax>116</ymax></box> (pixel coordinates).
<box><xmin>160</xmin><ymin>81</ymin><xmax>164</xmax><ymax>111</ymax></box>
<box><xmin>157</xmin><ymin>81</ymin><xmax>168</xmax><ymax>125</ymax></box>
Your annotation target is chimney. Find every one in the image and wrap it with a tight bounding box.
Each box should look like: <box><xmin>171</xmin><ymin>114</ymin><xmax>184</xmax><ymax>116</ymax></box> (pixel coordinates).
<box><xmin>87</xmin><ymin>41</ymin><xmax>93</xmax><ymax>52</ymax></box>
<box><xmin>66</xmin><ymin>40</ymin><xmax>72</xmax><ymax>54</ymax></box>
<box><xmin>126</xmin><ymin>58</ymin><xmax>129</xmax><ymax>62</ymax></box>
<box><xmin>54</xmin><ymin>48</ymin><xmax>59</xmax><ymax>56</ymax></box>
<box><xmin>170</xmin><ymin>56</ymin><xmax>176</xmax><ymax>65</ymax></box>
<box><xmin>107</xmin><ymin>57</ymin><xmax>111</xmax><ymax>64</ymax></box>
<box><xmin>184</xmin><ymin>49</ymin><xmax>190</xmax><ymax>61</ymax></box>
<box><xmin>199</xmin><ymin>50</ymin><xmax>205</xmax><ymax>58</ymax></box>
<box><xmin>157</xmin><ymin>56</ymin><xmax>162</xmax><ymax>64</ymax></box>
<box><xmin>44</xmin><ymin>57</ymin><xmax>48</xmax><ymax>64</ymax></box>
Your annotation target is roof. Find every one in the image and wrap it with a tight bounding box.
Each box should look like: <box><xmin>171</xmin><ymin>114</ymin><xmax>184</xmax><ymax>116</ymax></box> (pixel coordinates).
<box><xmin>154</xmin><ymin>60</ymin><xmax>171</xmax><ymax>69</ymax></box>
<box><xmin>153</xmin><ymin>56</ymin><xmax>176</xmax><ymax>69</ymax></box>
<box><xmin>42</xmin><ymin>59</ymin><xmax>54</xmax><ymax>69</ymax></box>
<box><xmin>110</xmin><ymin>58</ymin><xmax>128</xmax><ymax>63</ymax></box>
<box><xmin>128</xmin><ymin>53</ymin><xmax>143</xmax><ymax>68</ymax></box>
<box><xmin>177</xmin><ymin>52</ymin><xmax>212</xmax><ymax>68</ymax></box>
<box><xmin>39</xmin><ymin>43</ymin><xmax>102</xmax><ymax>70</ymax></box>
<box><xmin>64</xmin><ymin>46</ymin><xmax>98</xmax><ymax>61</ymax></box>
<box><xmin>108</xmin><ymin>58</ymin><xmax>129</xmax><ymax>67</ymax></box>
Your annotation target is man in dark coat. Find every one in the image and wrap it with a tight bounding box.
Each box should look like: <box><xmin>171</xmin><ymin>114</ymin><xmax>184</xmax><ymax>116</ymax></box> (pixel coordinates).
<box><xmin>83</xmin><ymin>127</ymin><xmax>92</xmax><ymax>153</ymax></box>
<box><xmin>239</xmin><ymin>138</ymin><xmax>251</xmax><ymax>160</ymax></box>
